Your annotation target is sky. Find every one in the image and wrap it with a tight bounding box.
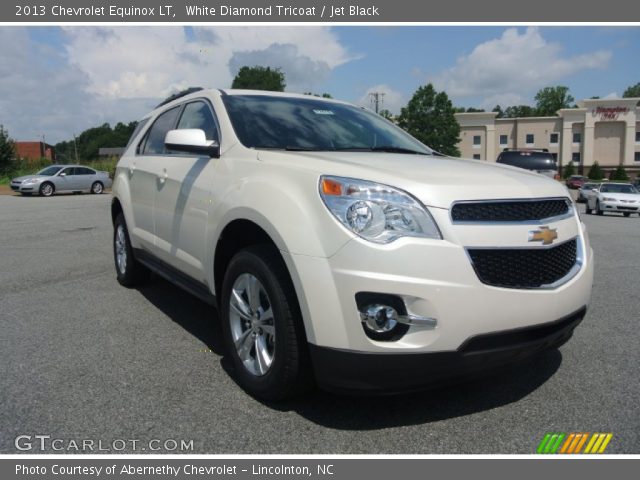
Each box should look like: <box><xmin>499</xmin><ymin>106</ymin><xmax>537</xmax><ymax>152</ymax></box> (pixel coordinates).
<box><xmin>0</xmin><ymin>25</ymin><xmax>639</xmax><ymax>144</ymax></box>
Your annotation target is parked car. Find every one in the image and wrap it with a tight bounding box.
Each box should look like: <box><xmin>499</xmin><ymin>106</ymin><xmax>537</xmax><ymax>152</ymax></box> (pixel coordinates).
<box><xmin>496</xmin><ymin>149</ymin><xmax>559</xmax><ymax>179</ymax></box>
<box><xmin>586</xmin><ymin>182</ymin><xmax>640</xmax><ymax>217</ymax></box>
<box><xmin>111</xmin><ymin>89</ymin><xmax>593</xmax><ymax>400</ymax></box>
<box><xmin>10</xmin><ymin>165</ymin><xmax>112</xmax><ymax>197</ymax></box>
<box><xmin>566</xmin><ymin>175</ymin><xmax>588</xmax><ymax>190</ymax></box>
<box><xmin>577</xmin><ymin>183</ymin><xmax>600</xmax><ymax>203</ymax></box>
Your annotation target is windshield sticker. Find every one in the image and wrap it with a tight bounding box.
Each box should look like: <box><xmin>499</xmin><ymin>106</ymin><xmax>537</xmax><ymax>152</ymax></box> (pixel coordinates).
<box><xmin>312</xmin><ymin>109</ymin><xmax>335</xmax><ymax>115</ymax></box>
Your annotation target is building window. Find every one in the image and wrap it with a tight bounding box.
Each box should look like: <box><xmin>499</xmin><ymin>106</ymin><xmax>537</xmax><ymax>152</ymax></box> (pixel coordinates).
<box><xmin>499</xmin><ymin>135</ymin><xmax>508</xmax><ymax>146</ymax></box>
<box><xmin>526</xmin><ymin>134</ymin><xmax>534</xmax><ymax>145</ymax></box>
<box><xmin>550</xmin><ymin>133</ymin><xmax>559</xmax><ymax>145</ymax></box>
<box><xmin>472</xmin><ymin>135</ymin><xmax>481</xmax><ymax>148</ymax></box>
<box><xmin>572</xmin><ymin>152</ymin><xmax>581</xmax><ymax>163</ymax></box>
<box><xmin>573</xmin><ymin>132</ymin><xmax>581</xmax><ymax>144</ymax></box>
<box><xmin>473</xmin><ymin>154</ymin><xmax>481</xmax><ymax>160</ymax></box>
<box><xmin>635</xmin><ymin>152</ymin><xmax>640</xmax><ymax>162</ymax></box>
<box><xmin>636</xmin><ymin>131</ymin><xmax>640</xmax><ymax>143</ymax></box>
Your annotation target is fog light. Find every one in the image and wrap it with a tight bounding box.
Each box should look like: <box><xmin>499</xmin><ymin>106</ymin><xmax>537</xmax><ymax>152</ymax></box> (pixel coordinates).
<box><xmin>360</xmin><ymin>304</ymin><xmax>399</xmax><ymax>333</ymax></box>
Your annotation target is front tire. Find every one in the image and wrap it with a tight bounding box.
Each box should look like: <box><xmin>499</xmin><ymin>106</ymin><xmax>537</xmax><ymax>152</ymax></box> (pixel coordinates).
<box><xmin>623</xmin><ymin>212</ymin><xmax>631</xmax><ymax>217</ymax></box>
<box><xmin>596</xmin><ymin>200</ymin><xmax>604</xmax><ymax>216</ymax></box>
<box><xmin>91</xmin><ymin>181</ymin><xmax>104</xmax><ymax>194</ymax></box>
<box><xmin>113</xmin><ymin>213</ymin><xmax>150</xmax><ymax>287</ymax></box>
<box><xmin>220</xmin><ymin>245</ymin><xmax>312</xmax><ymax>401</ymax></box>
<box><xmin>39</xmin><ymin>182</ymin><xmax>54</xmax><ymax>197</ymax></box>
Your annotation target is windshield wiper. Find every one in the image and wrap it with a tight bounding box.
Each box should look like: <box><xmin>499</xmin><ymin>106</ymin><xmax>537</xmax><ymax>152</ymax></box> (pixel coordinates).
<box><xmin>335</xmin><ymin>146</ymin><xmax>429</xmax><ymax>155</ymax></box>
<box><xmin>253</xmin><ymin>146</ymin><xmax>324</xmax><ymax>152</ymax></box>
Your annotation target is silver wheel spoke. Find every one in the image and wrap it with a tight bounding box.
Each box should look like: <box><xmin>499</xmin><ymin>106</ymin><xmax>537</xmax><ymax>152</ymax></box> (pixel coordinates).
<box><xmin>236</xmin><ymin>330</ymin><xmax>254</xmax><ymax>362</ymax></box>
<box><xmin>259</xmin><ymin>322</ymin><xmax>275</xmax><ymax>337</ymax></box>
<box><xmin>231</xmin><ymin>289</ymin><xmax>252</xmax><ymax>320</ymax></box>
<box><xmin>254</xmin><ymin>336</ymin><xmax>271</xmax><ymax>375</ymax></box>
<box><xmin>247</xmin><ymin>275</ymin><xmax>261</xmax><ymax>312</ymax></box>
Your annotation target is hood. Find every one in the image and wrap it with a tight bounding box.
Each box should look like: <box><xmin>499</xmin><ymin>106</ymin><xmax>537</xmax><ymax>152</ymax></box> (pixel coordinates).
<box><xmin>256</xmin><ymin>150</ymin><xmax>569</xmax><ymax>209</ymax></box>
<box><xmin>600</xmin><ymin>192</ymin><xmax>640</xmax><ymax>201</ymax></box>
<box><xmin>12</xmin><ymin>175</ymin><xmax>47</xmax><ymax>182</ymax></box>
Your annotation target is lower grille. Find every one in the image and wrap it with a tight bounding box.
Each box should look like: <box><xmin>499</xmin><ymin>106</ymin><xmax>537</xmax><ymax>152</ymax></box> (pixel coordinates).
<box><xmin>467</xmin><ymin>238</ymin><xmax>578</xmax><ymax>289</ymax></box>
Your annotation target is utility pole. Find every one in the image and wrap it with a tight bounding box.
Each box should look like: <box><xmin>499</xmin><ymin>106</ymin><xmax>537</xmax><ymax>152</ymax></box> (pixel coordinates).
<box><xmin>369</xmin><ymin>92</ymin><xmax>385</xmax><ymax>114</ymax></box>
<box><xmin>73</xmin><ymin>135</ymin><xmax>79</xmax><ymax>164</ymax></box>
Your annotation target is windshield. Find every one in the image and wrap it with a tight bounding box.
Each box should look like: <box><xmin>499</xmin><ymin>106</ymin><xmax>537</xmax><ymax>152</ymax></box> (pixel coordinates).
<box><xmin>600</xmin><ymin>184</ymin><xmax>638</xmax><ymax>194</ymax></box>
<box><xmin>222</xmin><ymin>95</ymin><xmax>433</xmax><ymax>154</ymax></box>
<box><xmin>36</xmin><ymin>166</ymin><xmax>63</xmax><ymax>176</ymax></box>
<box><xmin>582</xmin><ymin>184</ymin><xmax>597</xmax><ymax>190</ymax></box>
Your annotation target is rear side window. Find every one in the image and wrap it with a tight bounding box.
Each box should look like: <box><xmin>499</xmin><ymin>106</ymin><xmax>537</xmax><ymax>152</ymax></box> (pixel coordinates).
<box><xmin>497</xmin><ymin>151</ymin><xmax>557</xmax><ymax>171</ymax></box>
<box><xmin>177</xmin><ymin>101</ymin><xmax>219</xmax><ymax>142</ymax></box>
<box><xmin>141</xmin><ymin>107</ymin><xmax>181</xmax><ymax>155</ymax></box>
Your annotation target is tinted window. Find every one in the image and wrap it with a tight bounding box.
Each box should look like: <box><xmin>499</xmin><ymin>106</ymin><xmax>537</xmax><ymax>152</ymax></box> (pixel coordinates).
<box><xmin>222</xmin><ymin>95</ymin><xmax>432</xmax><ymax>154</ymax></box>
<box><xmin>177</xmin><ymin>101</ymin><xmax>219</xmax><ymax>142</ymax></box>
<box><xmin>142</xmin><ymin>106</ymin><xmax>181</xmax><ymax>155</ymax></box>
<box><xmin>77</xmin><ymin>167</ymin><xmax>94</xmax><ymax>175</ymax></box>
<box><xmin>61</xmin><ymin>167</ymin><xmax>76</xmax><ymax>175</ymax></box>
<box><xmin>37</xmin><ymin>166</ymin><xmax>63</xmax><ymax>176</ymax></box>
<box><xmin>496</xmin><ymin>151</ymin><xmax>557</xmax><ymax>171</ymax></box>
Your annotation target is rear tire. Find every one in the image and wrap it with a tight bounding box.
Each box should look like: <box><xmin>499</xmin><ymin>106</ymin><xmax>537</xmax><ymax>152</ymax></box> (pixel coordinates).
<box><xmin>91</xmin><ymin>181</ymin><xmax>104</xmax><ymax>194</ymax></box>
<box><xmin>596</xmin><ymin>201</ymin><xmax>603</xmax><ymax>216</ymax></box>
<box><xmin>220</xmin><ymin>245</ymin><xmax>312</xmax><ymax>401</ymax></box>
<box><xmin>585</xmin><ymin>204</ymin><xmax>592</xmax><ymax>215</ymax></box>
<box><xmin>113</xmin><ymin>213</ymin><xmax>150</xmax><ymax>287</ymax></box>
<box><xmin>623</xmin><ymin>212</ymin><xmax>631</xmax><ymax>217</ymax></box>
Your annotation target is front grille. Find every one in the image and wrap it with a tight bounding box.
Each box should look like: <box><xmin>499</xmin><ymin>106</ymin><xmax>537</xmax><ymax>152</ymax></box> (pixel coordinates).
<box><xmin>451</xmin><ymin>199</ymin><xmax>570</xmax><ymax>222</ymax></box>
<box><xmin>467</xmin><ymin>239</ymin><xmax>578</xmax><ymax>289</ymax></box>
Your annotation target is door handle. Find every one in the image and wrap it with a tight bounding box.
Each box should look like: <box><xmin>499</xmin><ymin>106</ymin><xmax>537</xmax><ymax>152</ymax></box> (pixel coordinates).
<box><xmin>158</xmin><ymin>169</ymin><xmax>167</xmax><ymax>185</ymax></box>
<box><xmin>129</xmin><ymin>164</ymin><xmax>136</xmax><ymax>176</ymax></box>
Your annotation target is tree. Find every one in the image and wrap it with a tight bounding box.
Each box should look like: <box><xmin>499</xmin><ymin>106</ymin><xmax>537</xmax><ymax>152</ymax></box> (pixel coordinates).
<box><xmin>397</xmin><ymin>84</ymin><xmax>460</xmax><ymax>156</ymax></box>
<box><xmin>304</xmin><ymin>92</ymin><xmax>332</xmax><ymax>98</ymax></box>
<box><xmin>55</xmin><ymin>121</ymin><xmax>138</xmax><ymax>161</ymax></box>
<box><xmin>231</xmin><ymin>66</ymin><xmax>286</xmax><ymax>92</ymax></box>
<box><xmin>503</xmin><ymin>105</ymin><xmax>536</xmax><ymax>118</ymax></box>
<box><xmin>610</xmin><ymin>164</ymin><xmax>629</xmax><ymax>181</ymax></box>
<box><xmin>492</xmin><ymin>105</ymin><xmax>504</xmax><ymax>118</ymax></box>
<box><xmin>378</xmin><ymin>109</ymin><xmax>394</xmax><ymax>121</ymax></box>
<box><xmin>622</xmin><ymin>82</ymin><xmax>640</xmax><ymax>98</ymax></box>
<box><xmin>562</xmin><ymin>162</ymin><xmax>575</xmax><ymax>179</ymax></box>
<box><xmin>587</xmin><ymin>161</ymin><xmax>604</xmax><ymax>180</ymax></box>
<box><xmin>534</xmin><ymin>86</ymin><xmax>574</xmax><ymax>116</ymax></box>
<box><xmin>0</xmin><ymin>125</ymin><xmax>16</xmax><ymax>175</ymax></box>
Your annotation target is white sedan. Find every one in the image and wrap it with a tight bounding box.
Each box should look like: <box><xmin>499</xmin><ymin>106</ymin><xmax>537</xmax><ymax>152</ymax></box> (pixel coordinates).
<box><xmin>586</xmin><ymin>182</ymin><xmax>640</xmax><ymax>217</ymax></box>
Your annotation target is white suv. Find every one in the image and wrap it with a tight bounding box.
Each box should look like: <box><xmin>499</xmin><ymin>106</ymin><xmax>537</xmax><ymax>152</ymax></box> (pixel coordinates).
<box><xmin>111</xmin><ymin>89</ymin><xmax>593</xmax><ymax>400</ymax></box>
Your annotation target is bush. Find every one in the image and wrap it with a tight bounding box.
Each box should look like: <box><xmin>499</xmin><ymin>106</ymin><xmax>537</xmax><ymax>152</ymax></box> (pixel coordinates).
<box><xmin>562</xmin><ymin>162</ymin><xmax>575</xmax><ymax>179</ymax></box>
<box><xmin>610</xmin><ymin>164</ymin><xmax>630</xmax><ymax>181</ymax></box>
<box><xmin>588</xmin><ymin>161</ymin><xmax>604</xmax><ymax>180</ymax></box>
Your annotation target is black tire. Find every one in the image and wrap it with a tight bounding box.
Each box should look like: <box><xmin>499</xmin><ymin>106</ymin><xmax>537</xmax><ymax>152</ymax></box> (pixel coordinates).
<box><xmin>91</xmin><ymin>181</ymin><xmax>104</xmax><ymax>194</ymax></box>
<box><xmin>113</xmin><ymin>213</ymin><xmax>150</xmax><ymax>287</ymax></box>
<box><xmin>585</xmin><ymin>204</ymin><xmax>592</xmax><ymax>214</ymax></box>
<box><xmin>39</xmin><ymin>182</ymin><xmax>54</xmax><ymax>197</ymax></box>
<box><xmin>596</xmin><ymin>201</ymin><xmax>603</xmax><ymax>216</ymax></box>
<box><xmin>623</xmin><ymin>212</ymin><xmax>631</xmax><ymax>217</ymax></box>
<box><xmin>21</xmin><ymin>192</ymin><xmax>32</xmax><ymax>197</ymax></box>
<box><xmin>220</xmin><ymin>245</ymin><xmax>312</xmax><ymax>401</ymax></box>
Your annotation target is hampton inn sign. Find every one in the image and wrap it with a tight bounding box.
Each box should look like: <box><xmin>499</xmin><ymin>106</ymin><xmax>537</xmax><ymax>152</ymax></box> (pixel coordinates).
<box><xmin>455</xmin><ymin>97</ymin><xmax>640</xmax><ymax>174</ymax></box>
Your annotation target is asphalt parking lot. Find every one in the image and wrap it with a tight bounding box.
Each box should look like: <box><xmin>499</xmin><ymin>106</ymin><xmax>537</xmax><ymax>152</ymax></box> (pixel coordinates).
<box><xmin>0</xmin><ymin>193</ymin><xmax>638</xmax><ymax>454</ymax></box>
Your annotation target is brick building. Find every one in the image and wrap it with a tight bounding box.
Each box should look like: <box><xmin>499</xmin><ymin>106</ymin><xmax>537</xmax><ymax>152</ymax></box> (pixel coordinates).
<box><xmin>15</xmin><ymin>141</ymin><xmax>56</xmax><ymax>162</ymax></box>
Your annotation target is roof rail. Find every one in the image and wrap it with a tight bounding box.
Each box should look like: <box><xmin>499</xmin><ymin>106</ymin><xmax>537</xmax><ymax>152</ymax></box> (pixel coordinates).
<box><xmin>502</xmin><ymin>148</ymin><xmax>549</xmax><ymax>153</ymax></box>
<box><xmin>155</xmin><ymin>87</ymin><xmax>204</xmax><ymax>108</ymax></box>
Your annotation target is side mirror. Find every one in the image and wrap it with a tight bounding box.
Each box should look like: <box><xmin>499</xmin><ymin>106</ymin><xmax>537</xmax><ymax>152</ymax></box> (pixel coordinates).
<box><xmin>59</xmin><ymin>172</ymin><xmax>66</xmax><ymax>177</ymax></box>
<box><xmin>165</xmin><ymin>129</ymin><xmax>220</xmax><ymax>158</ymax></box>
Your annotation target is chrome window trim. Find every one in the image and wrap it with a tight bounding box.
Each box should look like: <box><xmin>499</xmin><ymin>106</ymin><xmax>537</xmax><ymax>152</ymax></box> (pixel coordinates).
<box><xmin>450</xmin><ymin>197</ymin><xmax>574</xmax><ymax>225</ymax></box>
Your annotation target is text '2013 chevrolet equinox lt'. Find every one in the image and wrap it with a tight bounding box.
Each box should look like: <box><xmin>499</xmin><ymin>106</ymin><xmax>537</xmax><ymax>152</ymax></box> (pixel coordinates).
<box><xmin>111</xmin><ymin>88</ymin><xmax>593</xmax><ymax>400</ymax></box>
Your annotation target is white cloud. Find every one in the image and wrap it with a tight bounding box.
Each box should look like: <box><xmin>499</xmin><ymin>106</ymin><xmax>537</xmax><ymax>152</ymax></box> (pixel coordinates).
<box><xmin>603</xmin><ymin>92</ymin><xmax>619</xmax><ymax>99</ymax></box>
<box><xmin>0</xmin><ymin>26</ymin><xmax>353</xmax><ymax>143</ymax></box>
<box><xmin>431</xmin><ymin>27</ymin><xmax>612</xmax><ymax>104</ymax></box>
<box><xmin>356</xmin><ymin>84</ymin><xmax>406</xmax><ymax>114</ymax></box>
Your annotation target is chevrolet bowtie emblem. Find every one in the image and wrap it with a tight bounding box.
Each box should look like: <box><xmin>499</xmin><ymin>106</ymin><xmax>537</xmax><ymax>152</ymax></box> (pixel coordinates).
<box><xmin>529</xmin><ymin>226</ymin><xmax>558</xmax><ymax>245</ymax></box>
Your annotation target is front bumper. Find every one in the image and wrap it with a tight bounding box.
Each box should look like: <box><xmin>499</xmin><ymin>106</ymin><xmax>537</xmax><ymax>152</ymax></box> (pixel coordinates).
<box><xmin>600</xmin><ymin>201</ymin><xmax>639</xmax><ymax>213</ymax></box>
<box><xmin>310</xmin><ymin>306</ymin><xmax>586</xmax><ymax>394</ymax></box>
<box><xmin>10</xmin><ymin>182</ymin><xmax>37</xmax><ymax>192</ymax></box>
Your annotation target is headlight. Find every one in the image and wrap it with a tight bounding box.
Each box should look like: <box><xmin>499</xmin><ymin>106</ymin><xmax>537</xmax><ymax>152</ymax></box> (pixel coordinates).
<box><xmin>23</xmin><ymin>178</ymin><xmax>38</xmax><ymax>184</ymax></box>
<box><xmin>319</xmin><ymin>176</ymin><xmax>441</xmax><ymax>244</ymax></box>
<box><xmin>602</xmin><ymin>197</ymin><xmax>616</xmax><ymax>202</ymax></box>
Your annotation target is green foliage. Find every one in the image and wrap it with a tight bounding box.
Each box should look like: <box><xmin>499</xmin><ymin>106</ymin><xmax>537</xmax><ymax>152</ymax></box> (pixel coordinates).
<box><xmin>397</xmin><ymin>84</ymin><xmax>460</xmax><ymax>156</ymax></box>
<box><xmin>492</xmin><ymin>105</ymin><xmax>504</xmax><ymax>118</ymax></box>
<box><xmin>503</xmin><ymin>105</ymin><xmax>537</xmax><ymax>118</ymax></box>
<box><xmin>562</xmin><ymin>162</ymin><xmax>576</xmax><ymax>179</ymax></box>
<box><xmin>231</xmin><ymin>66</ymin><xmax>286</xmax><ymax>92</ymax></box>
<box><xmin>0</xmin><ymin>125</ymin><xmax>16</xmax><ymax>175</ymax></box>
<box><xmin>622</xmin><ymin>82</ymin><xmax>640</xmax><ymax>98</ymax></box>
<box><xmin>534</xmin><ymin>86</ymin><xmax>574</xmax><ymax>116</ymax></box>
<box><xmin>587</xmin><ymin>161</ymin><xmax>605</xmax><ymax>180</ymax></box>
<box><xmin>303</xmin><ymin>92</ymin><xmax>333</xmax><ymax>98</ymax></box>
<box><xmin>55</xmin><ymin>121</ymin><xmax>137</xmax><ymax>162</ymax></box>
<box><xmin>610</xmin><ymin>164</ymin><xmax>629</xmax><ymax>181</ymax></box>
<box><xmin>378</xmin><ymin>109</ymin><xmax>394</xmax><ymax>121</ymax></box>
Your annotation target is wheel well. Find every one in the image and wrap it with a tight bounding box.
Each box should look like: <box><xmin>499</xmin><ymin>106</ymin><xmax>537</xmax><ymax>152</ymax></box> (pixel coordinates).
<box><xmin>214</xmin><ymin>220</ymin><xmax>279</xmax><ymax>298</ymax></box>
<box><xmin>111</xmin><ymin>198</ymin><xmax>123</xmax><ymax>225</ymax></box>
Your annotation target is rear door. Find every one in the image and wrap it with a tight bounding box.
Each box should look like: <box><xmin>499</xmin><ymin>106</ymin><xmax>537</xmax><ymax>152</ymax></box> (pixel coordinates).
<box><xmin>153</xmin><ymin>99</ymin><xmax>221</xmax><ymax>281</ymax></box>
<box><xmin>128</xmin><ymin>106</ymin><xmax>182</xmax><ymax>252</ymax></box>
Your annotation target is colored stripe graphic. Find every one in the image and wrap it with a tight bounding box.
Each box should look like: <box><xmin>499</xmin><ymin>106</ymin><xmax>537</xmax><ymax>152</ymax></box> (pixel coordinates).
<box><xmin>538</xmin><ymin>433</ymin><xmax>612</xmax><ymax>454</ymax></box>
